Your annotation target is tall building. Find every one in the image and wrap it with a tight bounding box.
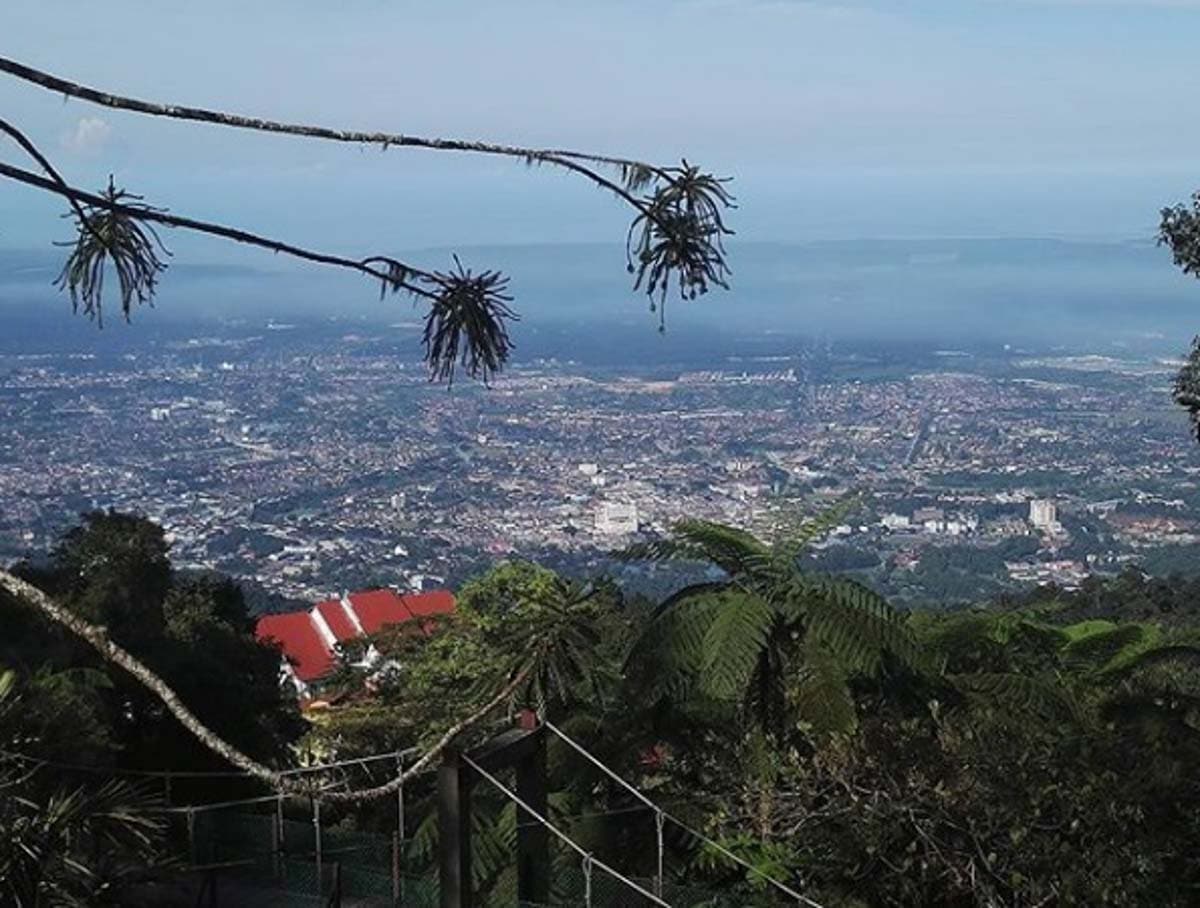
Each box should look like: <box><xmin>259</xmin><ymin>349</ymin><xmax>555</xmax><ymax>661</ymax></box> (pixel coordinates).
<box><xmin>595</xmin><ymin>501</ymin><xmax>639</xmax><ymax>535</ymax></box>
<box><xmin>1029</xmin><ymin>499</ymin><xmax>1058</xmax><ymax>529</ymax></box>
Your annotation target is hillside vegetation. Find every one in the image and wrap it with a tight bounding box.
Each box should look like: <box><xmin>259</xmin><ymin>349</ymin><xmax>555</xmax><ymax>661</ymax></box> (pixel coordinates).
<box><xmin>3</xmin><ymin>512</ymin><xmax>1200</xmax><ymax>906</ymax></box>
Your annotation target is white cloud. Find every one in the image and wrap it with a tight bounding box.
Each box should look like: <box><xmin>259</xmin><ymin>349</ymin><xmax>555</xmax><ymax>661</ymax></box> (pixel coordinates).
<box><xmin>60</xmin><ymin>116</ymin><xmax>112</xmax><ymax>155</ymax></box>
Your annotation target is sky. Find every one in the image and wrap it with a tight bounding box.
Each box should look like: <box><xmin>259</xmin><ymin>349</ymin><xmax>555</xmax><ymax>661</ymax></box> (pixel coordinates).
<box><xmin>3</xmin><ymin>0</ymin><xmax>1200</xmax><ymax>261</ymax></box>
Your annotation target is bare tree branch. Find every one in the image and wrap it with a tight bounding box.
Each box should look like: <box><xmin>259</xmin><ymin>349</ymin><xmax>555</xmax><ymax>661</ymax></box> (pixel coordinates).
<box><xmin>0</xmin><ymin>567</ymin><xmax>531</xmax><ymax>803</ymax></box>
<box><xmin>0</xmin><ymin>117</ymin><xmax>94</xmax><ymax>232</ymax></box>
<box><xmin>0</xmin><ymin>159</ymin><xmax>433</xmax><ymax>297</ymax></box>
<box><xmin>0</xmin><ymin>55</ymin><xmax>668</xmax><ymax>198</ymax></box>
<box><xmin>0</xmin><ymin>56</ymin><xmax>735</xmax><ymax>374</ymax></box>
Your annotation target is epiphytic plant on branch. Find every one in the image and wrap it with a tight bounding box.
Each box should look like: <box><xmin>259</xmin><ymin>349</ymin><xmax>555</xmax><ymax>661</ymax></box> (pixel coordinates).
<box><xmin>0</xmin><ymin>55</ymin><xmax>734</xmax><ymax>384</ymax></box>
<box><xmin>55</xmin><ymin>177</ymin><xmax>170</xmax><ymax>327</ymax></box>
<box><xmin>422</xmin><ymin>257</ymin><xmax>517</xmax><ymax>386</ymax></box>
<box><xmin>627</xmin><ymin>161</ymin><xmax>735</xmax><ymax>331</ymax></box>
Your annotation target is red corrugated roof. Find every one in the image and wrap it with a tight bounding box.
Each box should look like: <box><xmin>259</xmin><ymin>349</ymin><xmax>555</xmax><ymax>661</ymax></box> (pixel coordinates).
<box><xmin>256</xmin><ymin>612</ymin><xmax>333</xmax><ymax>682</ymax></box>
<box><xmin>347</xmin><ymin>589</ymin><xmax>411</xmax><ymax>635</ymax></box>
<box><xmin>257</xmin><ymin>589</ymin><xmax>456</xmax><ymax>686</ymax></box>
<box><xmin>400</xmin><ymin>590</ymin><xmax>456</xmax><ymax>620</ymax></box>
<box><xmin>314</xmin><ymin>598</ymin><xmax>358</xmax><ymax>643</ymax></box>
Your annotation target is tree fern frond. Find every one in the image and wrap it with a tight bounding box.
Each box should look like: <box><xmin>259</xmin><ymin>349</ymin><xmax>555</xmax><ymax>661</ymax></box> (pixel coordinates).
<box><xmin>408</xmin><ymin>809</ymin><xmax>439</xmax><ymax>865</ymax></box>
<box><xmin>1061</xmin><ymin>623</ymin><xmax>1156</xmax><ymax>674</ymax></box>
<box><xmin>950</xmin><ymin>672</ymin><xmax>1079</xmax><ymax>723</ymax></box>
<box><xmin>667</xmin><ymin>519</ymin><xmax>771</xmax><ymax>576</ymax></box>
<box><xmin>616</xmin><ymin>537</ymin><xmax>713</xmax><ymax>564</ymax></box>
<box><xmin>1058</xmin><ymin>619</ymin><xmax>1119</xmax><ymax>642</ymax></box>
<box><xmin>1100</xmin><ymin>641</ymin><xmax>1200</xmax><ymax>679</ymax></box>
<box><xmin>794</xmin><ymin>575</ymin><xmax>927</xmax><ymax>675</ymax></box>
<box><xmin>697</xmin><ymin>593</ymin><xmax>774</xmax><ymax>702</ymax></box>
<box><xmin>470</xmin><ymin>802</ymin><xmax>517</xmax><ymax>889</ymax></box>
<box><xmin>791</xmin><ymin>640</ymin><xmax>857</xmax><ymax>737</ymax></box>
<box><xmin>624</xmin><ymin>585</ymin><xmax>731</xmax><ymax>703</ymax></box>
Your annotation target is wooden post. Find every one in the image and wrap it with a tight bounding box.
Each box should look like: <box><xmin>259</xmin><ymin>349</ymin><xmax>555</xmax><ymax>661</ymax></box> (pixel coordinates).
<box><xmin>438</xmin><ymin>748</ymin><xmax>472</xmax><ymax>908</ymax></box>
<box><xmin>516</xmin><ymin>730</ymin><xmax>550</xmax><ymax>905</ymax></box>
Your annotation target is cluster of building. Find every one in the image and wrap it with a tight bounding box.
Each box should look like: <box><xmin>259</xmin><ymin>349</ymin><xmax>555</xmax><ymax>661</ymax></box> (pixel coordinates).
<box><xmin>3</xmin><ymin>329</ymin><xmax>1198</xmax><ymax>604</ymax></box>
<box><xmin>255</xmin><ymin>587</ymin><xmax>455</xmax><ymax>696</ymax></box>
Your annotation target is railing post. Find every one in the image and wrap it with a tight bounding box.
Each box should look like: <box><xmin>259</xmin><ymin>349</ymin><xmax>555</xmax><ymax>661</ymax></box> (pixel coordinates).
<box><xmin>516</xmin><ymin>720</ymin><xmax>549</xmax><ymax>906</ymax></box>
<box><xmin>397</xmin><ymin>750</ymin><xmax>406</xmax><ymax>907</ymax></box>
<box><xmin>274</xmin><ymin>795</ymin><xmax>285</xmax><ymax>880</ymax></box>
<box><xmin>438</xmin><ymin>748</ymin><xmax>472</xmax><ymax>908</ymax></box>
<box><xmin>313</xmin><ymin>798</ymin><xmax>323</xmax><ymax>900</ymax></box>
<box><xmin>392</xmin><ymin>830</ymin><xmax>401</xmax><ymax>906</ymax></box>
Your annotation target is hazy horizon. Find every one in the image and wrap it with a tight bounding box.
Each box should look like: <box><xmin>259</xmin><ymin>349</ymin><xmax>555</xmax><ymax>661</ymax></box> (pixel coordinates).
<box><xmin>4</xmin><ymin>2</ymin><xmax>1200</xmax><ymax>351</ymax></box>
<box><xmin>4</xmin><ymin>1</ymin><xmax>1200</xmax><ymax>256</ymax></box>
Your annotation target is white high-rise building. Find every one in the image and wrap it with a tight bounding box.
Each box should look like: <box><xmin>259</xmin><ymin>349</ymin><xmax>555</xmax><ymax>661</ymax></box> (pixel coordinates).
<box><xmin>595</xmin><ymin>501</ymin><xmax>639</xmax><ymax>535</ymax></box>
<box><xmin>1029</xmin><ymin>499</ymin><xmax>1058</xmax><ymax>529</ymax></box>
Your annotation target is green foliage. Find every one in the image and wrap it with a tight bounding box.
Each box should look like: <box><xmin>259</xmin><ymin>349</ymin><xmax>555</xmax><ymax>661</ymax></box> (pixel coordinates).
<box><xmin>0</xmin><ymin>670</ymin><xmax>169</xmax><ymax>906</ymax></box>
<box><xmin>0</xmin><ymin>774</ymin><xmax>168</xmax><ymax>907</ymax></box>
<box><xmin>311</xmin><ymin>563</ymin><xmax>628</xmax><ymax>760</ymax></box>
<box><xmin>1</xmin><ymin>511</ymin><xmax>301</xmax><ymax>776</ymax></box>
<box><xmin>10</xmin><ymin>512</ymin><xmax>1200</xmax><ymax>906</ymax></box>
<box><xmin>624</xmin><ymin>511</ymin><xmax>921</xmax><ymax>740</ymax></box>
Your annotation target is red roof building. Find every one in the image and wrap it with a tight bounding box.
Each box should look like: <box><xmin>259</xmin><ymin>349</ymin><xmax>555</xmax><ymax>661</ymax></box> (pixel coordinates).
<box><xmin>255</xmin><ymin>588</ymin><xmax>455</xmax><ymax>690</ymax></box>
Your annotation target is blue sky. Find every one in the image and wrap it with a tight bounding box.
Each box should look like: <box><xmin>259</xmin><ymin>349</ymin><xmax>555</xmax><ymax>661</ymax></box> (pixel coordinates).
<box><xmin>3</xmin><ymin>0</ymin><xmax>1200</xmax><ymax>258</ymax></box>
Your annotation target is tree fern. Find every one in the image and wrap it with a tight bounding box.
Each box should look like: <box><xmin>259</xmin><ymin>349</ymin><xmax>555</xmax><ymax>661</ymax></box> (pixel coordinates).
<box><xmin>623</xmin><ymin>508</ymin><xmax>917</xmax><ymax>741</ymax></box>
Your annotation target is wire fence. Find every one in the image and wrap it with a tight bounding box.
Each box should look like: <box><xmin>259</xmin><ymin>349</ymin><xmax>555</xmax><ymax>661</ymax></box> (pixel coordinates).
<box><xmin>161</xmin><ymin>802</ymin><xmax>795</xmax><ymax>907</ymax></box>
<box><xmin>164</xmin><ymin>800</ymin><xmax>438</xmax><ymax>906</ymax></box>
